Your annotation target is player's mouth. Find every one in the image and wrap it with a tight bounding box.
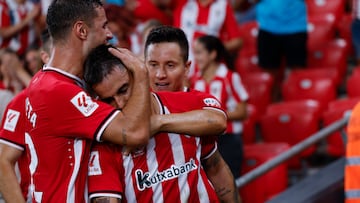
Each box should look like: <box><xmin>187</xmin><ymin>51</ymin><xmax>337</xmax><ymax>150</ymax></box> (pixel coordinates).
<box><xmin>155</xmin><ymin>82</ymin><xmax>170</xmax><ymax>91</ymax></box>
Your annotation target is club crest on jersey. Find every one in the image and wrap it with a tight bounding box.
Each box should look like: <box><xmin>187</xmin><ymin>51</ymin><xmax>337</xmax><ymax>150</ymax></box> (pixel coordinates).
<box><xmin>71</xmin><ymin>91</ymin><xmax>99</xmax><ymax>117</ymax></box>
<box><xmin>3</xmin><ymin>109</ymin><xmax>20</xmax><ymax>132</ymax></box>
<box><xmin>88</xmin><ymin>151</ymin><xmax>102</xmax><ymax>176</ymax></box>
<box><xmin>203</xmin><ymin>98</ymin><xmax>221</xmax><ymax>108</ymax></box>
<box><xmin>135</xmin><ymin>158</ymin><xmax>198</xmax><ymax>191</ymax></box>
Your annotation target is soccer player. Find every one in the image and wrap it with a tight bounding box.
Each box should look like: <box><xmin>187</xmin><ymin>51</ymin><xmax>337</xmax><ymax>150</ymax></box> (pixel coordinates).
<box><xmin>0</xmin><ymin>89</ymin><xmax>30</xmax><ymax>203</ymax></box>
<box><xmin>24</xmin><ymin>0</ymin><xmax>150</xmax><ymax>202</ymax></box>
<box><xmin>0</xmin><ymin>28</ymin><xmax>52</xmax><ymax>203</ymax></box>
<box><xmin>85</xmin><ymin>44</ymin><xmax>228</xmax><ymax>202</ymax></box>
<box><xmin>144</xmin><ymin>26</ymin><xmax>241</xmax><ymax>202</ymax></box>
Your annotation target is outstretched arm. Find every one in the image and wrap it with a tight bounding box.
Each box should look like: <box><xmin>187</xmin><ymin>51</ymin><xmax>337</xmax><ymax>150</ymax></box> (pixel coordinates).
<box><xmin>0</xmin><ymin>144</ymin><xmax>26</xmax><ymax>203</ymax></box>
<box><xmin>151</xmin><ymin>108</ymin><xmax>227</xmax><ymax>137</ymax></box>
<box><xmin>202</xmin><ymin>150</ymin><xmax>241</xmax><ymax>203</ymax></box>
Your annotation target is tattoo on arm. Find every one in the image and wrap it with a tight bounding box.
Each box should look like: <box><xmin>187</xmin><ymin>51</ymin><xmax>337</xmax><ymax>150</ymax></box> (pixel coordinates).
<box><xmin>216</xmin><ymin>187</ymin><xmax>232</xmax><ymax>198</ymax></box>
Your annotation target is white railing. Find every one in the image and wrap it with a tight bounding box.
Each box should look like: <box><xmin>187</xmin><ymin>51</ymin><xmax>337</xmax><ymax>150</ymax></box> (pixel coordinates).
<box><xmin>236</xmin><ymin>112</ymin><xmax>350</xmax><ymax>188</ymax></box>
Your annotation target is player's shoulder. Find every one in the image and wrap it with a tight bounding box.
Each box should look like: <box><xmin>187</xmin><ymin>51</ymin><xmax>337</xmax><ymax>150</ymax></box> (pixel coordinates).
<box><xmin>187</xmin><ymin>88</ymin><xmax>216</xmax><ymax>98</ymax></box>
<box><xmin>4</xmin><ymin>89</ymin><xmax>27</xmax><ymax>110</ymax></box>
<box><xmin>29</xmin><ymin>70</ymin><xmax>84</xmax><ymax>98</ymax></box>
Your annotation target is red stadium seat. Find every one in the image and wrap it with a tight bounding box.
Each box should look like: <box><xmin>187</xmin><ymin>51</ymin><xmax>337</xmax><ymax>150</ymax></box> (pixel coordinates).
<box><xmin>281</xmin><ymin>70</ymin><xmax>337</xmax><ymax>113</ymax></box>
<box><xmin>307</xmin><ymin>13</ymin><xmax>337</xmax><ymax>51</ymax></box>
<box><xmin>242</xmin><ymin>104</ymin><xmax>258</xmax><ymax>144</ymax></box>
<box><xmin>238</xmin><ymin>20</ymin><xmax>258</xmax><ymax>51</ymax></box>
<box><xmin>266</xmin><ymin>99</ymin><xmax>322</xmax><ymax>119</ymax></box>
<box><xmin>307</xmin><ymin>39</ymin><xmax>349</xmax><ymax>80</ymax></box>
<box><xmin>335</xmin><ymin>13</ymin><xmax>354</xmax><ymax>57</ymax></box>
<box><xmin>236</xmin><ymin>48</ymin><xmax>262</xmax><ymax>76</ymax></box>
<box><xmin>306</xmin><ymin>0</ymin><xmax>346</xmax><ymax>23</ymax></box>
<box><xmin>242</xmin><ymin>71</ymin><xmax>274</xmax><ymax>115</ymax></box>
<box><xmin>346</xmin><ymin>67</ymin><xmax>360</xmax><ymax>98</ymax></box>
<box><xmin>322</xmin><ymin>97</ymin><xmax>360</xmax><ymax>157</ymax></box>
<box><xmin>259</xmin><ymin>100</ymin><xmax>322</xmax><ymax>167</ymax></box>
<box><xmin>236</xmin><ymin>21</ymin><xmax>262</xmax><ymax>76</ymax></box>
<box><xmin>290</xmin><ymin>68</ymin><xmax>340</xmax><ymax>87</ymax></box>
<box><xmin>240</xmin><ymin>142</ymin><xmax>290</xmax><ymax>203</ymax></box>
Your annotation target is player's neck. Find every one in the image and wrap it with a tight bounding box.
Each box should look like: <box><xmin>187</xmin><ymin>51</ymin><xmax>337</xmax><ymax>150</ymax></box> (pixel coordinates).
<box><xmin>47</xmin><ymin>45</ymin><xmax>85</xmax><ymax>79</ymax></box>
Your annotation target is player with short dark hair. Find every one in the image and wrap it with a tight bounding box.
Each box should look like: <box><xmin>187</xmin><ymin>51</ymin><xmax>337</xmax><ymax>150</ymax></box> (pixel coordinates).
<box><xmin>24</xmin><ymin>0</ymin><xmax>151</xmax><ymax>202</ymax></box>
<box><xmin>84</xmin><ymin>44</ymin><xmax>227</xmax><ymax>202</ymax></box>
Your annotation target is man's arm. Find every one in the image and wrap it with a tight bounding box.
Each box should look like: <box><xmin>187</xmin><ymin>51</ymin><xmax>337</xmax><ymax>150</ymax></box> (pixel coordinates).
<box><xmin>227</xmin><ymin>101</ymin><xmax>247</xmax><ymax>121</ymax></box>
<box><xmin>102</xmin><ymin>48</ymin><xmax>151</xmax><ymax>147</ymax></box>
<box><xmin>0</xmin><ymin>5</ymin><xmax>40</xmax><ymax>38</ymax></box>
<box><xmin>0</xmin><ymin>143</ymin><xmax>26</xmax><ymax>203</ymax></box>
<box><xmin>151</xmin><ymin>108</ymin><xmax>227</xmax><ymax>136</ymax></box>
<box><xmin>202</xmin><ymin>150</ymin><xmax>241</xmax><ymax>203</ymax></box>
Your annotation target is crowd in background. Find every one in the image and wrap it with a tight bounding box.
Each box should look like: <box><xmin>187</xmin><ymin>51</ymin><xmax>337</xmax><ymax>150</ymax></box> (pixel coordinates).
<box><xmin>1</xmin><ymin>0</ymin><xmax>358</xmax><ymax>114</ymax></box>
<box><xmin>0</xmin><ymin>0</ymin><xmax>359</xmax><ymax>202</ymax></box>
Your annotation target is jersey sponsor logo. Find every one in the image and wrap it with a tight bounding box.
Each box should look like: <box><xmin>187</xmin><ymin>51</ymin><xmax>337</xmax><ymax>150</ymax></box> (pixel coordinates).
<box><xmin>3</xmin><ymin>109</ymin><xmax>20</xmax><ymax>132</ymax></box>
<box><xmin>89</xmin><ymin>151</ymin><xmax>102</xmax><ymax>176</ymax></box>
<box><xmin>71</xmin><ymin>91</ymin><xmax>99</xmax><ymax>117</ymax></box>
<box><xmin>135</xmin><ymin>158</ymin><xmax>198</xmax><ymax>191</ymax></box>
<box><xmin>203</xmin><ymin>98</ymin><xmax>221</xmax><ymax>108</ymax></box>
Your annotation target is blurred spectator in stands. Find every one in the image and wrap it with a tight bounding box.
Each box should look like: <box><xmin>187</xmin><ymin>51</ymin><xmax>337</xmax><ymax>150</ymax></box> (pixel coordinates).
<box><xmin>173</xmin><ymin>0</ymin><xmax>242</xmax><ymax>79</ymax></box>
<box><xmin>191</xmin><ymin>35</ymin><xmax>248</xmax><ymax>179</ymax></box>
<box><xmin>24</xmin><ymin>45</ymin><xmax>42</xmax><ymax>76</ymax></box>
<box><xmin>0</xmin><ymin>0</ymin><xmax>41</xmax><ymax>56</ymax></box>
<box><xmin>104</xmin><ymin>4</ymin><xmax>137</xmax><ymax>50</ymax></box>
<box><xmin>232</xmin><ymin>0</ymin><xmax>257</xmax><ymax>24</ymax></box>
<box><xmin>131</xmin><ymin>0</ymin><xmax>176</xmax><ymax>25</ymax></box>
<box><xmin>122</xmin><ymin>0</ymin><xmax>177</xmax><ymax>56</ymax></box>
<box><xmin>255</xmin><ymin>0</ymin><xmax>307</xmax><ymax>101</ymax></box>
<box><xmin>0</xmin><ymin>49</ymin><xmax>27</xmax><ymax>94</ymax></box>
<box><xmin>137</xmin><ymin>19</ymin><xmax>162</xmax><ymax>59</ymax></box>
<box><xmin>36</xmin><ymin>0</ymin><xmax>53</xmax><ymax>32</ymax></box>
<box><xmin>17</xmin><ymin>28</ymin><xmax>51</xmax><ymax>88</ymax></box>
<box><xmin>352</xmin><ymin>0</ymin><xmax>360</xmax><ymax>65</ymax></box>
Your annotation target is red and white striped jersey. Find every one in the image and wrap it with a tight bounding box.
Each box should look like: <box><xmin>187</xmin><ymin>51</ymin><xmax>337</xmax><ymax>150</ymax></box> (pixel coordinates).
<box><xmin>0</xmin><ymin>0</ymin><xmax>12</xmax><ymax>49</ymax></box>
<box><xmin>191</xmin><ymin>63</ymin><xmax>249</xmax><ymax>134</ymax></box>
<box><xmin>2</xmin><ymin>0</ymin><xmax>37</xmax><ymax>55</ymax></box>
<box><xmin>0</xmin><ymin>89</ymin><xmax>31</xmax><ymax>200</ymax></box>
<box><xmin>26</xmin><ymin>67</ymin><xmax>119</xmax><ymax>203</ymax></box>
<box><xmin>173</xmin><ymin>0</ymin><xmax>241</xmax><ymax>77</ymax></box>
<box><xmin>88</xmin><ymin>90</ymin><xmax>226</xmax><ymax>203</ymax></box>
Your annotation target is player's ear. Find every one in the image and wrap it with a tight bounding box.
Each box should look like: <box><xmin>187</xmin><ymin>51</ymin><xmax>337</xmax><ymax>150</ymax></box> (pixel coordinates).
<box><xmin>74</xmin><ymin>21</ymin><xmax>88</xmax><ymax>40</ymax></box>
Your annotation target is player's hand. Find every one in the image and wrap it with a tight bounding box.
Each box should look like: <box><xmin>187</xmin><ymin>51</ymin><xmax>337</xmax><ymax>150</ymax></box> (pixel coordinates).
<box><xmin>108</xmin><ymin>47</ymin><xmax>148</xmax><ymax>80</ymax></box>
